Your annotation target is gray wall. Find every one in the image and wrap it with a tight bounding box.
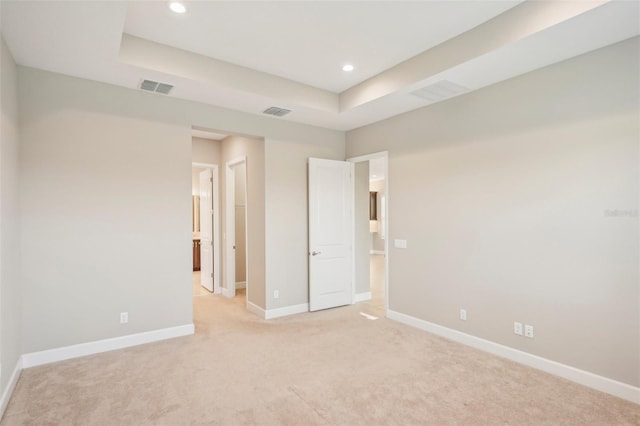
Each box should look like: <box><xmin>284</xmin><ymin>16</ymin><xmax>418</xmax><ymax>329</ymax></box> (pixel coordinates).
<box><xmin>264</xmin><ymin>139</ymin><xmax>344</xmax><ymax>310</ymax></box>
<box><xmin>354</xmin><ymin>162</ymin><xmax>370</xmax><ymax>295</ymax></box>
<box><xmin>346</xmin><ymin>37</ymin><xmax>640</xmax><ymax>386</ymax></box>
<box><xmin>0</xmin><ymin>35</ymin><xmax>22</xmax><ymax>398</ymax></box>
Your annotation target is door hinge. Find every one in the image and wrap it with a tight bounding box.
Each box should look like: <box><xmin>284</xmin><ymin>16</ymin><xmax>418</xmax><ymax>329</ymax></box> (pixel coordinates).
<box><xmin>211</xmin><ymin>272</ymin><xmax>214</xmax><ymax>278</ymax></box>
<box><xmin>210</xmin><ymin>177</ymin><xmax>213</xmax><ymax>183</ymax></box>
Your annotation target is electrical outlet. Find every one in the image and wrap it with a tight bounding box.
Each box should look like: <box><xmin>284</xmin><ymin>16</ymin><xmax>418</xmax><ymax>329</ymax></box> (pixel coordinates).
<box><xmin>459</xmin><ymin>309</ymin><xmax>467</xmax><ymax>321</ymax></box>
<box><xmin>524</xmin><ymin>324</ymin><xmax>534</xmax><ymax>338</ymax></box>
<box><xmin>514</xmin><ymin>322</ymin><xmax>523</xmax><ymax>336</ymax></box>
<box><xmin>120</xmin><ymin>312</ymin><xmax>128</xmax><ymax>324</ymax></box>
<box><xmin>273</xmin><ymin>290</ymin><xmax>279</xmax><ymax>299</ymax></box>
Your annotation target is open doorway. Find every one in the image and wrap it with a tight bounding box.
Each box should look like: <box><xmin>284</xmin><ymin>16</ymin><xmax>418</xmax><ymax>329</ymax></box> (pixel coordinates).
<box><xmin>224</xmin><ymin>156</ymin><xmax>248</xmax><ymax>303</ymax></box>
<box><xmin>191</xmin><ymin>163</ymin><xmax>220</xmax><ymax>296</ymax></box>
<box><xmin>349</xmin><ymin>152</ymin><xmax>389</xmax><ymax>317</ymax></box>
<box><xmin>191</xmin><ymin>129</ymin><xmax>224</xmax><ymax>298</ymax></box>
<box><xmin>368</xmin><ymin>157</ymin><xmax>386</xmax><ymax>314</ymax></box>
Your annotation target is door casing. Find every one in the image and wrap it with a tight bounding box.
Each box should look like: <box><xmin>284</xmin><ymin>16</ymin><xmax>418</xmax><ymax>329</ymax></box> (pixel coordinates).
<box><xmin>224</xmin><ymin>156</ymin><xmax>248</xmax><ymax>302</ymax></box>
<box><xmin>192</xmin><ymin>162</ymin><xmax>221</xmax><ymax>294</ymax></box>
<box><xmin>347</xmin><ymin>151</ymin><xmax>389</xmax><ymax>315</ymax></box>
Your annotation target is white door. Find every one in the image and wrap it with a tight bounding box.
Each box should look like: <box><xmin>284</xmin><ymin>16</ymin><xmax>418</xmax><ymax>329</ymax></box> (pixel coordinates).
<box><xmin>308</xmin><ymin>158</ymin><xmax>354</xmax><ymax>311</ymax></box>
<box><xmin>199</xmin><ymin>169</ymin><xmax>214</xmax><ymax>292</ymax></box>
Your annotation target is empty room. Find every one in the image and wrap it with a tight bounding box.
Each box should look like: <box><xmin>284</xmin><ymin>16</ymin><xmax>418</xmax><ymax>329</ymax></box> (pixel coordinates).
<box><xmin>1</xmin><ymin>1</ymin><xmax>638</xmax><ymax>424</ymax></box>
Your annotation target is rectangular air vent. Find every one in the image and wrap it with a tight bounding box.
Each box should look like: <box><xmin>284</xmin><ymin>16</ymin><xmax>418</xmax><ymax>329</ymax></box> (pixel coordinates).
<box><xmin>410</xmin><ymin>80</ymin><xmax>468</xmax><ymax>103</ymax></box>
<box><xmin>263</xmin><ymin>106</ymin><xmax>291</xmax><ymax>117</ymax></box>
<box><xmin>139</xmin><ymin>79</ymin><xmax>174</xmax><ymax>95</ymax></box>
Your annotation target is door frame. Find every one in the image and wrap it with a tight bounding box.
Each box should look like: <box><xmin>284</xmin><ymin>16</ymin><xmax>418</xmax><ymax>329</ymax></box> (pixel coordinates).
<box><xmin>346</xmin><ymin>151</ymin><xmax>389</xmax><ymax>315</ymax></box>
<box><xmin>192</xmin><ymin>162</ymin><xmax>221</xmax><ymax>294</ymax></box>
<box><xmin>224</xmin><ymin>156</ymin><xmax>249</xmax><ymax>301</ymax></box>
<box><xmin>308</xmin><ymin>158</ymin><xmax>355</xmax><ymax>312</ymax></box>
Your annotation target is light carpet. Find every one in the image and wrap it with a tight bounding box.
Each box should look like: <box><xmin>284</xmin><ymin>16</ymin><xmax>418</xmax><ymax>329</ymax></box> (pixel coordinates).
<box><xmin>2</xmin><ymin>280</ymin><xmax>639</xmax><ymax>424</ymax></box>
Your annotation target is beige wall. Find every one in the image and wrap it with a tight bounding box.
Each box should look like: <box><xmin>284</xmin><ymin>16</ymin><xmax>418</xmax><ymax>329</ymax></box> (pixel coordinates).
<box><xmin>346</xmin><ymin>37</ymin><xmax>640</xmax><ymax>386</ymax></box>
<box><xmin>192</xmin><ymin>136</ymin><xmax>221</xmax><ymax>165</ymax></box>
<box><xmin>369</xmin><ymin>179</ymin><xmax>385</xmax><ymax>252</ymax></box>
<box><xmin>191</xmin><ymin>137</ymin><xmax>221</xmax><ymax>238</ymax></box>
<box><xmin>19</xmin><ymin>71</ymin><xmax>193</xmax><ymax>353</ymax></box>
<box><xmin>354</xmin><ymin>162</ymin><xmax>370</xmax><ymax>295</ymax></box>
<box><xmin>234</xmin><ymin>163</ymin><xmax>247</xmax><ymax>284</ymax></box>
<box><xmin>17</xmin><ymin>65</ymin><xmax>344</xmax><ymax>352</ymax></box>
<box><xmin>221</xmin><ymin>136</ymin><xmax>264</xmax><ymax>307</ymax></box>
<box><xmin>264</xmin><ymin>138</ymin><xmax>344</xmax><ymax>310</ymax></box>
<box><xmin>0</xmin><ymin>35</ymin><xmax>22</xmax><ymax>397</ymax></box>
<box><xmin>192</xmin><ymin>137</ymin><xmax>221</xmax><ymax>196</ymax></box>
<box><xmin>191</xmin><ymin>167</ymin><xmax>203</xmax><ymax>197</ymax></box>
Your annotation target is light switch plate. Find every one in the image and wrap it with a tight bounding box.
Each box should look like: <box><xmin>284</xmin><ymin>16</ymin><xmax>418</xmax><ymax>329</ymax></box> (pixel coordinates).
<box><xmin>394</xmin><ymin>239</ymin><xmax>407</xmax><ymax>249</ymax></box>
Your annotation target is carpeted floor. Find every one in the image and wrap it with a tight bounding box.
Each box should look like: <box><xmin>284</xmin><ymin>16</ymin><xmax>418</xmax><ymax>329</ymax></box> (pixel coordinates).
<box><xmin>2</xmin><ymin>257</ymin><xmax>639</xmax><ymax>425</ymax></box>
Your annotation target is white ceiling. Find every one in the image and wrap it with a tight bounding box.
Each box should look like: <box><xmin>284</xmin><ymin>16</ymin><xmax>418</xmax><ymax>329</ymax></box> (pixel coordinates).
<box><xmin>1</xmin><ymin>1</ymin><xmax>638</xmax><ymax>131</ymax></box>
<box><xmin>123</xmin><ymin>1</ymin><xmax>521</xmax><ymax>93</ymax></box>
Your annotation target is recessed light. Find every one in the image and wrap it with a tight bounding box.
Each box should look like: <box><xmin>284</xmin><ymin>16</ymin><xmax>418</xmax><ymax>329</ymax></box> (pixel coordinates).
<box><xmin>169</xmin><ymin>2</ymin><xmax>186</xmax><ymax>13</ymax></box>
<box><xmin>342</xmin><ymin>64</ymin><xmax>354</xmax><ymax>72</ymax></box>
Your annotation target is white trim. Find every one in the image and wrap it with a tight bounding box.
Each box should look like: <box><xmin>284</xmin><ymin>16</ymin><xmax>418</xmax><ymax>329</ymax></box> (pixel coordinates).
<box><xmin>370</xmin><ymin>250</ymin><xmax>384</xmax><ymax>255</ymax></box>
<box><xmin>192</xmin><ymin>162</ymin><xmax>216</xmax><ymax>168</ymax></box>
<box><xmin>21</xmin><ymin>324</ymin><xmax>194</xmax><ymax>368</ymax></box>
<box><xmin>354</xmin><ymin>292</ymin><xmax>372</xmax><ymax>302</ymax></box>
<box><xmin>347</xmin><ymin>151</ymin><xmax>389</xmax><ymax>316</ymax></box>
<box><xmin>246</xmin><ymin>302</ymin><xmax>309</xmax><ymax>320</ymax></box>
<box><xmin>226</xmin><ymin>156</ymin><xmax>246</xmax><ymax>168</ymax></box>
<box><xmin>247</xmin><ymin>301</ymin><xmax>266</xmax><ymax>319</ymax></box>
<box><xmin>192</xmin><ymin>162</ymin><xmax>221</xmax><ymax>295</ymax></box>
<box><xmin>225</xmin><ymin>156</ymin><xmax>248</xmax><ymax>301</ymax></box>
<box><xmin>348</xmin><ymin>151</ymin><xmax>389</xmax><ymax>163</ymax></box>
<box><xmin>235</xmin><ymin>281</ymin><xmax>246</xmax><ymax>289</ymax></box>
<box><xmin>265</xmin><ymin>303</ymin><xmax>309</xmax><ymax>319</ymax></box>
<box><xmin>387</xmin><ymin>310</ymin><xmax>640</xmax><ymax>404</ymax></box>
<box><xmin>0</xmin><ymin>358</ymin><xmax>22</xmax><ymax>419</ymax></box>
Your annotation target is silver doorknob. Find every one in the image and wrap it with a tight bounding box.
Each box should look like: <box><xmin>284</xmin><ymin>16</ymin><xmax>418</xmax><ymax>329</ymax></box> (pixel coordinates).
<box><xmin>311</xmin><ymin>251</ymin><xmax>321</xmax><ymax>256</ymax></box>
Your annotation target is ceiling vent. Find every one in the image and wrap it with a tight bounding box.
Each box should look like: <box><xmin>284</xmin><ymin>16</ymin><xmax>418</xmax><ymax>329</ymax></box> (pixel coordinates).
<box><xmin>410</xmin><ymin>80</ymin><xmax>468</xmax><ymax>103</ymax></box>
<box><xmin>139</xmin><ymin>79</ymin><xmax>174</xmax><ymax>95</ymax></box>
<box><xmin>263</xmin><ymin>106</ymin><xmax>291</xmax><ymax>117</ymax></box>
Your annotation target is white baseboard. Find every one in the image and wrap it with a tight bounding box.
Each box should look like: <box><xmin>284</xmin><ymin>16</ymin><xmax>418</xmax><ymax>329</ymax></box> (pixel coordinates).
<box><xmin>21</xmin><ymin>324</ymin><xmax>194</xmax><ymax>369</ymax></box>
<box><xmin>236</xmin><ymin>281</ymin><xmax>246</xmax><ymax>290</ymax></box>
<box><xmin>265</xmin><ymin>303</ymin><xmax>309</xmax><ymax>319</ymax></box>
<box><xmin>0</xmin><ymin>358</ymin><xmax>22</xmax><ymax>420</ymax></box>
<box><xmin>222</xmin><ymin>287</ymin><xmax>235</xmax><ymax>298</ymax></box>
<box><xmin>370</xmin><ymin>250</ymin><xmax>385</xmax><ymax>255</ymax></box>
<box><xmin>354</xmin><ymin>292</ymin><xmax>372</xmax><ymax>302</ymax></box>
<box><xmin>247</xmin><ymin>301</ymin><xmax>266</xmax><ymax>319</ymax></box>
<box><xmin>246</xmin><ymin>302</ymin><xmax>308</xmax><ymax>320</ymax></box>
<box><xmin>387</xmin><ymin>310</ymin><xmax>639</xmax><ymax>404</ymax></box>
